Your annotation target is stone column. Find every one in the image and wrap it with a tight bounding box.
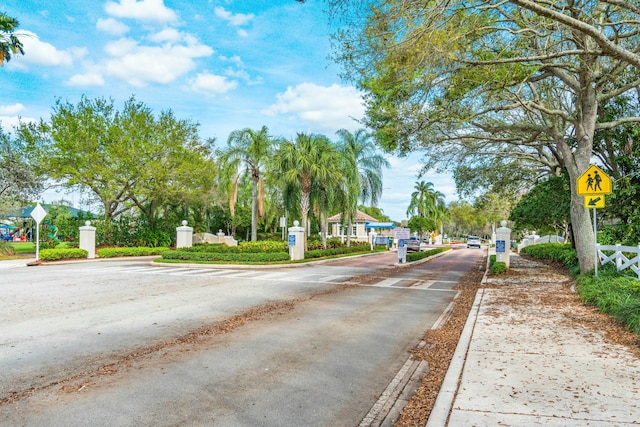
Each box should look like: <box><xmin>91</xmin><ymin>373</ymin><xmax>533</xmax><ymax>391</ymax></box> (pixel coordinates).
<box><xmin>176</xmin><ymin>220</ymin><xmax>193</xmax><ymax>249</ymax></box>
<box><xmin>79</xmin><ymin>221</ymin><xmax>96</xmax><ymax>259</ymax></box>
<box><xmin>288</xmin><ymin>220</ymin><xmax>305</xmax><ymax>261</ymax></box>
<box><xmin>495</xmin><ymin>220</ymin><xmax>511</xmax><ymax>268</ymax></box>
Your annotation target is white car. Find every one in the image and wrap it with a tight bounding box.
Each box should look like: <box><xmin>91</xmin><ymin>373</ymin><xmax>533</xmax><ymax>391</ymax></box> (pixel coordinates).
<box><xmin>466</xmin><ymin>236</ymin><xmax>481</xmax><ymax>248</ymax></box>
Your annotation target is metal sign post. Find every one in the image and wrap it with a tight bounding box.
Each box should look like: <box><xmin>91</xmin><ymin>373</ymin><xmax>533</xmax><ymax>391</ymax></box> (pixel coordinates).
<box><xmin>593</xmin><ymin>208</ymin><xmax>598</xmax><ymax>277</ymax></box>
<box><xmin>577</xmin><ymin>165</ymin><xmax>612</xmax><ymax>276</ymax></box>
<box><xmin>30</xmin><ymin>203</ymin><xmax>48</xmax><ymax>262</ymax></box>
<box><xmin>280</xmin><ymin>216</ymin><xmax>286</xmax><ymax>240</ymax></box>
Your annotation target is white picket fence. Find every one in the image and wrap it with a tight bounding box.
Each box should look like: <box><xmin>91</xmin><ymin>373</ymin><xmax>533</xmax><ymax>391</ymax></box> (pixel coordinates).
<box><xmin>597</xmin><ymin>244</ymin><xmax>640</xmax><ymax>278</ymax></box>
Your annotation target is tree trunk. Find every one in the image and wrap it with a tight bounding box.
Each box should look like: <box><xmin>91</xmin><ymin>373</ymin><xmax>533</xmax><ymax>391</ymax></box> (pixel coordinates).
<box><xmin>251</xmin><ymin>176</ymin><xmax>258</xmax><ymax>241</ymax></box>
<box><xmin>301</xmin><ymin>190</ymin><xmax>310</xmax><ymax>251</ymax></box>
<box><xmin>557</xmin><ymin>83</ymin><xmax>598</xmax><ymax>273</ymax></box>
<box><xmin>569</xmin><ymin>187</ymin><xmax>595</xmax><ymax>272</ymax></box>
<box><xmin>320</xmin><ymin>212</ymin><xmax>327</xmax><ymax>249</ymax></box>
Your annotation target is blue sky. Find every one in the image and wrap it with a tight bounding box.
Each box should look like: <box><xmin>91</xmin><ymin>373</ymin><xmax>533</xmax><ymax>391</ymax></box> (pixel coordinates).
<box><xmin>0</xmin><ymin>0</ymin><xmax>456</xmax><ymax>222</ymax></box>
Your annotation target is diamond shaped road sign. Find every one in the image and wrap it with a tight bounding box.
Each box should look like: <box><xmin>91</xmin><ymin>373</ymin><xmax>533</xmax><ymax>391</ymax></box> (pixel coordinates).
<box><xmin>30</xmin><ymin>203</ymin><xmax>47</xmax><ymax>224</ymax></box>
<box><xmin>577</xmin><ymin>164</ymin><xmax>612</xmax><ymax>196</ymax></box>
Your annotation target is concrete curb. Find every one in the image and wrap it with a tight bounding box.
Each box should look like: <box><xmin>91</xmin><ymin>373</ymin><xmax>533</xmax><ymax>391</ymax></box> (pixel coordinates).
<box><xmin>425</xmin><ymin>288</ymin><xmax>485</xmax><ymax>427</ymax></box>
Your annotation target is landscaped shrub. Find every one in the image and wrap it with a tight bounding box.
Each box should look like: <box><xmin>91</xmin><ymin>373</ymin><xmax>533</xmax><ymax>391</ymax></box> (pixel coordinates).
<box><xmin>577</xmin><ymin>265</ymin><xmax>640</xmax><ymax>334</ymax></box>
<box><xmin>489</xmin><ymin>254</ymin><xmax>496</xmax><ymax>266</ymax></box>
<box><xmin>39</xmin><ymin>238</ymin><xmax>59</xmax><ymax>250</ymax></box>
<box><xmin>521</xmin><ymin>243</ymin><xmax>579</xmax><ymax>273</ymax></box>
<box><xmin>96</xmin><ymin>247</ymin><xmax>170</xmax><ymax>258</ymax></box>
<box><xmin>406</xmin><ymin>248</ymin><xmax>449</xmax><ymax>262</ymax></box>
<box><xmin>0</xmin><ymin>241</ymin><xmax>16</xmax><ymax>256</ymax></box>
<box><xmin>304</xmin><ymin>244</ymin><xmax>374</xmax><ymax>259</ymax></box>
<box><xmin>191</xmin><ymin>240</ymin><xmax>288</xmax><ymax>253</ymax></box>
<box><xmin>491</xmin><ymin>261</ymin><xmax>508</xmax><ymax>275</ymax></box>
<box><xmin>162</xmin><ymin>250</ymin><xmax>290</xmax><ymax>263</ymax></box>
<box><xmin>306</xmin><ymin>237</ymin><xmax>349</xmax><ymax>250</ymax></box>
<box><xmin>40</xmin><ymin>248</ymin><xmax>88</xmax><ymax>261</ymax></box>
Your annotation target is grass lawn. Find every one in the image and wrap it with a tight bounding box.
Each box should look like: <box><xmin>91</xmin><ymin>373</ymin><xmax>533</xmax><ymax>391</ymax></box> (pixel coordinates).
<box><xmin>8</xmin><ymin>242</ymin><xmax>36</xmax><ymax>254</ymax></box>
<box><xmin>7</xmin><ymin>241</ymin><xmax>72</xmax><ymax>254</ymax></box>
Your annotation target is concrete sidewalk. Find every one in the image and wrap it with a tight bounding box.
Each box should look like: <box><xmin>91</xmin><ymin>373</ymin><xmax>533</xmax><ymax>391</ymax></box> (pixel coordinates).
<box><xmin>428</xmin><ymin>254</ymin><xmax>640</xmax><ymax>426</ymax></box>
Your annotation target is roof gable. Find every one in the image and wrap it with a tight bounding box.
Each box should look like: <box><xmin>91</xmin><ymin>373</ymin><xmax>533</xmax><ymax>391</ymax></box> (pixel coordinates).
<box><xmin>327</xmin><ymin>210</ymin><xmax>379</xmax><ymax>223</ymax></box>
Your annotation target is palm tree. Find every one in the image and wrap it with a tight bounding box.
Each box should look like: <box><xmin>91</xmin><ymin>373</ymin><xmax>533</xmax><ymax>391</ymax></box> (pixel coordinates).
<box><xmin>407</xmin><ymin>180</ymin><xmax>446</xmax><ymax>238</ymax></box>
<box><xmin>219</xmin><ymin>126</ymin><xmax>276</xmax><ymax>241</ymax></box>
<box><xmin>0</xmin><ymin>13</ymin><xmax>24</xmax><ymax>65</ymax></box>
<box><xmin>336</xmin><ymin>128</ymin><xmax>390</xmax><ymax>245</ymax></box>
<box><xmin>275</xmin><ymin>133</ymin><xmax>341</xmax><ymax>248</ymax></box>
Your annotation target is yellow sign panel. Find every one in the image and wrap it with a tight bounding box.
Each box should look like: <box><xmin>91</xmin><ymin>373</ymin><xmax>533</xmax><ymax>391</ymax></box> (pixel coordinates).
<box><xmin>577</xmin><ymin>164</ymin><xmax>612</xmax><ymax>195</ymax></box>
<box><xmin>584</xmin><ymin>195</ymin><xmax>605</xmax><ymax>209</ymax></box>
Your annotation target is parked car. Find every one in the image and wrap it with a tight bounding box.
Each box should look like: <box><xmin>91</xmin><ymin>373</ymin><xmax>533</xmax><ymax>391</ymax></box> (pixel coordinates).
<box><xmin>406</xmin><ymin>237</ymin><xmax>428</xmax><ymax>252</ymax></box>
<box><xmin>466</xmin><ymin>236</ymin><xmax>481</xmax><ymax>248</ymax></box>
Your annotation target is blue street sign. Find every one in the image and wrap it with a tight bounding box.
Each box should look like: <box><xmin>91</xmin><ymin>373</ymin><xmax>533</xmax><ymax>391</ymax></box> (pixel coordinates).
<box><xmin>496</xmin><ymin>240</ymin><xmax>506</xmax><ymax>253</ymax></box>
<box><xmin>288</xmin><ymin>234</ymin><xmax>296</xmax><ymax>247</ymax></box>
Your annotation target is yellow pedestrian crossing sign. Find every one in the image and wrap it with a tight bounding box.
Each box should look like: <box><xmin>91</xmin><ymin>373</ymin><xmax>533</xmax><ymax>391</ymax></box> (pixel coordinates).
<box><xmin>577</xmin><ymin>164</ymin><xmax>612</xmax><ymax>195</ymax></box>
<box><xmin>584</xmin><ymin>195</ymin><xmax>605</xmax><ymax>208</ymax></box>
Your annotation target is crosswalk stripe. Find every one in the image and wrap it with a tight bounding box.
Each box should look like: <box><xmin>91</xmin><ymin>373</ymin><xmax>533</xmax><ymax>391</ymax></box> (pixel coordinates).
<box><xmin>377</xmin><ymin>278</ymin><xmax>403</xmax><ymax>287</ymax></box>
<box><xmin>59</xmin><ymin>265</ymin><xmax>354</xmax><ymax>284</ymax></box>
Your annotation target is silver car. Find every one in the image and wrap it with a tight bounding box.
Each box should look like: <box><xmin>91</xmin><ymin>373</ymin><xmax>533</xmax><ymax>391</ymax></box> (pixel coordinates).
<box><xmin>467</xmin><ymin>236</ymin><xmax>481</xmax><ymax>248</ymax></box>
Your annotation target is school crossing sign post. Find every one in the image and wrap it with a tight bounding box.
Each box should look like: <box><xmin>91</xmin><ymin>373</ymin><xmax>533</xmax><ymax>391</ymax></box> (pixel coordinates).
<box><xmin>577</xmin><ymin>164</ymin><xmax>612</xmax><ymax>207</ymax></box>
<box><xmin>576</xmin><ymin>164</ymin><xmax>612</xmax><ymax>276</ymax></box>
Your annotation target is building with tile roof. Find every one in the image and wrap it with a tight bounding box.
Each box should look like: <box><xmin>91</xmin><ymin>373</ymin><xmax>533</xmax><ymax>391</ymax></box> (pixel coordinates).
<box><xmin>326</xmin><ymin>209</ymin><xmax>395</xmax><ymax>243</ymax></box>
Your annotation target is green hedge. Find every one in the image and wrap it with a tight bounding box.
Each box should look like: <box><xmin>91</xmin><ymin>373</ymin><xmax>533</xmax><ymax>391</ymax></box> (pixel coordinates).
<box><xmin>189</xmin><ymin>241</ymin><xmax>288</xmax><ymax>253</ymax></box>
<box><xmin>96</xmin><ymin>247</ymin><xmax>170</xmax><ymax>258</ymax></box>
<box><xmin>304</xmin><ymin>244</ymin><xmax>373</xmax><ymax>259</ymax></box>
<box><xmin>406</xmin><ymin>248</ymin><xmax>449</xmax><ymax>262</ymax></box>
<box><xmin>162</xmin><ymin>250</ymin><xmax>290</xmax><ymax>263</ymax></box>
<box><xmin>520</xmin><ymin>243</ymin><xmax>579</xmax><ymax>274</ymax></box>
<box><xmin>40</xmin><ymin>248</ymin><xmax>88</xmax><ymax>261</ymax></box>
<box><xmin>577</xmin><ymin>265</ymin><xmax>640</xmax><ymax>335</ymax></box>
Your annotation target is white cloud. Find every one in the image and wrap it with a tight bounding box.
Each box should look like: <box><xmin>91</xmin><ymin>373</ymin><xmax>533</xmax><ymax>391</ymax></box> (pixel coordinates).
<box><xmin>186</xmin><ymin>71</ymin><xmax>237</xmax><ymax>95</ymax></box>
<box><xmin>225</xmin><ymin>68</ymin><xmax>249</xmax><ymax>79</ymax></box>
<box><xmin>264</xmin><ymin>83</ymin><xmax>366</xmax><ymax>133</ymax></box>
<box><xmin>9</xmin><ymin>31</ymin><xmax>77</xmax><ymax>68</ymax></box>
<box><xmin>105</xmin><ymin>0</ymin><xmax>178</xmax><ymax>23</ymax></box>
<box><xmin>0</xmin><ymin>104</ymin><xmax>37</xmax><ymax>131</ymax></box>
<box><xmin>104</xmin><ymin>38</ymin><xmax>139</xmax><ymax>56</ymax></box>
<box><xmin>237</xmin><ymin>29</ymin><xmax>248</xmax><ymax>38</ymax></box>
<box><xmin>66</xmin><ymin>72</ymin><xmax>105</xmax><ymax>87</ymax></box>
<box><xmin>0</xmin><ymin>115</ymin><xmax>37</xmax><ymax>132</ymax></box>
<box><xmin>0</xmin><ymin>103</ymin><xmax>26</xmax><ymax>115</ymax></box>
<box><xmin>220</xmin><ymin>55</ymin><xmax>243</xmax><ymax>65</ymax></box>
<box><xmin>96</xmin><ymin>18</ymin><xmax>130</xmax><ymax>35</ymax></box>
<box><xmin>100</xmin><ymin>35</ymin><xmax>213</xmax><ymax>86</ymax></box>
<box><xmin>214</xmin><ymin>7</ymin><xmax>254</xmax><ymax>26</ymax></box>
<box><xmin>149</xmin><ymin>28</ymin><xmax>181</xmax><ymax>43</ymax></box>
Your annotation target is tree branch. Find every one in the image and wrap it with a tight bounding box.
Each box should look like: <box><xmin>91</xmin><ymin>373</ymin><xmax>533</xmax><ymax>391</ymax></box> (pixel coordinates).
<box><xmin>509</xmin><ymin>0</ymin><xmax>640</xmax><ymax>69</ymax></box>
<box><xmin>596</xmin><ymin>117</ymin><xmax>640</xmax><ymax>129</ymax></box>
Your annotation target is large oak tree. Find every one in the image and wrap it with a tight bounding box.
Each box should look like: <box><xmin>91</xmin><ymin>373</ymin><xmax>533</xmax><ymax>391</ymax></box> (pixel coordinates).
<box><xmin>330</xmin><ymin>0</ymin><xmax>640</xmax><ymax>272</ymax></box>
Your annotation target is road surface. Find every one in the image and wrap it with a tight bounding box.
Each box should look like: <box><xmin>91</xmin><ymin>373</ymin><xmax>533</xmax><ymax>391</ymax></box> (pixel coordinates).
<box><xmin>0</xmin><ymin>248</ymin><xmax>482</xmax><ymax>426</ymax></box>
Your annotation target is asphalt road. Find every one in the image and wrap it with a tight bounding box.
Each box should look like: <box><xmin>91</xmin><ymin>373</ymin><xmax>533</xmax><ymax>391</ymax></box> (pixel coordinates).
<box><xmin>0</xmin><ymin>247</ymin><xmax>482</xmax><ymax>426</ymax></box>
